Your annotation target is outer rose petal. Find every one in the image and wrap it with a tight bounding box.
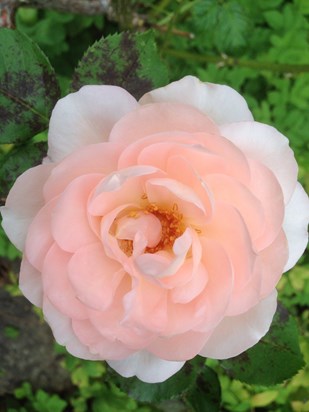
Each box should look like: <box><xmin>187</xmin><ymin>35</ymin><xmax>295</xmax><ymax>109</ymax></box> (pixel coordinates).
<box><xmin>199</xmin><ymin>290</ymin><xmax>277</xmax><ymax>359</ymax></box>
<box><xmin>1</xmin><ymin>163</ymin><xmax>54</xmax><ymax>251</ymax></box>
<box><xmin>19</xmin><ymin>257</ymin><xmax>43</xmax><ymax>307</ymax></box>
<box><xmin>283</xmin><ymin>183</ymin><xmax>309</xmax><ymax>271</ymax></box>
<box><xmin>43</xmin><ymin>297</ymin><xmax>100</xmax><ymax>360</ymax></box>
<box><xmin>107</xmin><ymin>351</ymin><xmax>185</xmax><ymax>383</ymax></box>
<box><xmin>48</xmin><ymin>85</ymin><xmax>138</xmax><ymax>162</ymax></box>
<box><xmin>220</xmin><ymin>121</ymin><xmax>298</xmax><ymax>203</ymax></box>
<box><xmin>139</xmin><ymin>75</ymin><xmax>253</xmax><ymax>124</ymax></box>
<box><xmin>109</xmin><ymin>102</ymin><xmax>219</xmax><ymax>145</ymax></box>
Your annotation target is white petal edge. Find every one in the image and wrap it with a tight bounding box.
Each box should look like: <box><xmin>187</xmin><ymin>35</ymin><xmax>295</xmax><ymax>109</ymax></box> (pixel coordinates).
<box><xmin>220</xmin><ymin>121</ymin><xmax>298</xmax><ymax>204</ymax></box>
<box><xmin>0</xmin><ymin>164</ymin><xmax>54</xmax><ymax>251</ymax></box>
<box><xmin>48</xmin><ymin>85</ymin><xmax>138</xmax><ymax>162</ymax></box>
<box><xmin>199</xmin><ymin>290</ymin><xmax>277</xmax><ymax>359</ymax></box>
<box><xmin>283</xmin><ymin>182</ymin><xmax>309</xmax><ymax>272</ymax></box>
<box><xmin>139</xmin><ymin>75</ymin><xmax>253</xmax><ymax>125</ymax></box>
<box><xmin>43</xmin><ymin>297</ymin><xmax>101</xmax><ymax>360</ymax></box>
<box><xmin>107</xmin><ymin>351</ymin><xmax>185</xmax><ymax>383</ymax></box>
<box><xmin>19</xmin><ymin>257</ymin><xmax>43</xmax><ymax>307</ymax></box>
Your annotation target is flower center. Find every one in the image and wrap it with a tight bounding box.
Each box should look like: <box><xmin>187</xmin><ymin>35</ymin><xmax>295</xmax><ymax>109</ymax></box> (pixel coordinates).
<box><xmin>145</xmin><ymin>203</ymin><xmax>184</xmax><ymax>253</ymax></box>
<box><xmin>117</xmin><ymin>201</ymin><xmax>184</xmax><ymax>256</ymax></box>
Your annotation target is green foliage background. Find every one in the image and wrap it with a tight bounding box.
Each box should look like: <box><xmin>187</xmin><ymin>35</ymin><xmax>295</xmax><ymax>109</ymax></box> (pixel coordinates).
<box><xmin>0</xmin><ymin>0</ymin><xmax>308</xmax><ymax>411</ymax></box>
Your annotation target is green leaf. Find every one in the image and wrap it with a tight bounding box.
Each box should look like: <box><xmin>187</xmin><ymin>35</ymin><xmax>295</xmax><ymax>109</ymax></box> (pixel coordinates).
<box><xmin>220</xmin><ymin>304</ymin><xmax>304</xmax><ymax>385</ymax></box>
<box><xmin>113</xmin><ymin>357</ymin><xmax>202</xmax><ymax>403</ymax></box>
<box><xmin>0</xmin><ymin>28</ymin><xmax>60</xmax><ymax>144</ymax></box>
<box><xmin>71</xmin><ymin>31</ymin><xmax>169</xmax><ymax>99</ymax></box>
<box><xmin>0</xmin><ymin>140</ymin><xmax>47</xmax><ymax>202</ymax></box>
<box><xmin>184</xmin><ymin>366</ymin><xmax>221</xmax><ymax>412</ymax></box>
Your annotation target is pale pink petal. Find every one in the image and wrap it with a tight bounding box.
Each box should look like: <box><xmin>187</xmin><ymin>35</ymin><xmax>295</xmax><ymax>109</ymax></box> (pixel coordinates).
<box><xmin>194</xmin><ymin>239</ymin><xmax>234</xmax><ymax>332</ymax></box>
<box><xmin>43</xmin><ymin>297</ymin><xmax>100</xmax><ymax>360</ymax></box>
<box><xmin>283</xmin><ymin>182</ymin><xmax>309</xmax><ymax>271</ymax></box>
<box><xmin>246</xmin><ymin>160</ymin><xmax>285</xmax><ymax>250</ymax></box>
<box><xmin>1</xmin><ymin>164</ymin><xmax>54</xmax><ymax>250</ymax></box>
<box><xmin>68</xmin><ymin>242</ymin><xmax>125</xmax><ymax>311</ymax></box>
<box><xmin>42</xmin><ymin>243</ymin><xmax>87</xmax><ymax>319</ymax></box>
<box><xmin>206</xmin><ymin>174</ymin><xmax>264</xmax><ymax>246</ymax></box>
<box><xmin>166</xmin><ymin>154</ymin><xmax>214</xmax><ymax>220</ymax></box>
<box><xmin>89</xmin><ymin>166</ymin><xmax>162</xmax><ymax>217</ymax></box>
<box><xmin>123</xmin><ymin>277</ymin><xmax>168</xmax><ymax>333</ymax></box>
<box><xmin>199</xmin><ymin>291</ymin><xmax>277</xmax><ymax>359</ymax></box>
<box><xmin>109</xmin><ymin>102</ymin><xmax>218</xmax><ymax>145</ymax></box>
<box><xmin>135</xmin><ymin>228</ymin><xmax>192</xmax><ymax>278</ymax></box>
<box><xmin>44</xmin><ymin>142</ymin><xmax>122</xmax><ymax>201</ymax></box>
<box><xmin>47</xmin><ymin>85</ymin><xmax>138</xmax><ymax>162</ymax></box>
<box><xmin>107</xmin><ymin>351</ymin><xmax>185</xmax><ymax>383</ymax></box>
<box><xmin>72</xmin><ymin>318</ymin><xmax>134</xmax><ymax>360</ymax></box>
<box><xmin>146</xmin><ymin>178</ymin><xmax>207</xmax><ymax>217</ymax></box>
<box><xmin>170</xmin><ymin>262</ymin><xmax>207</xmax><ymax>304</ymax></box>
<box><xmin>51</xmin><ymin>174</ymin><xmax>101</xmax><ymax>252</ymax></box>
<box><xmin>220</xmin><ymin>121</ymin><xmax>298</xmax><ymax>203</ymax></box>
<box><xmin>140</xmin><ymin>76</ymin><xmax>253</xmax><ymax>125</ymax></box>
<box><xmin>203</xmin><ymin>203</ymin><xmax>256</xmax><ymax>292</ymax></box>
<box><xmin>25</xmin><ymin>198</ymin><xmax>56</xmax><ymax>270</ymax></box>
<box><xmin>19</xmin><ymin>257</ymin><xmax>43</xmax><ymax>307</ymax></box>
<box><xmin>116</xmin><ymin>213</ymin><xmax>162</xmax><ymax>249</ymax></box>
<box><xmin>258</xmin><ymin>230</ymin><xmax>288</xmax><ymax>297</ymax></box>
<box><xmin>147</xmin><ymin>330</ymin><xmax>211</xmax><ymax>361</ymax></box>
<box><xmin>118</xmin><ymin>131</ymin><xmax>207</xmax><ymax>169</ymax></box>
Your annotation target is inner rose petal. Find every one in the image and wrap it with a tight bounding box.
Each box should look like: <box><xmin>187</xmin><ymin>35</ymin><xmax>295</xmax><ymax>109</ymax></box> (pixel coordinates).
<box><xmin>109</xmin><ymin>102</ymin><xmax>219</xmax><ymax>145</ymax></box>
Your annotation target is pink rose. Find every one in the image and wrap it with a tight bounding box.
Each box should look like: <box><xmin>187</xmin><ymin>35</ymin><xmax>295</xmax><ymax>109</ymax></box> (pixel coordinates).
<box><xmin>1</xmin><ymin>76</ymin><xmax>308</xmax><ymax>383</ymax></box>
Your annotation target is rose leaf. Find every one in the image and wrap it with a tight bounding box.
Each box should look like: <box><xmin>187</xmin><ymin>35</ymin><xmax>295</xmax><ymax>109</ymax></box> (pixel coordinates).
<box><xmin>71</xmin><ymin>30</ymin><xmax>169</xmax><ymax>100</ymax></box>
<box><xmin>110</xmin><ymin>358</ymin><xmax>221</xmax><ymax>411</ymax></box>
<box><xmin>220</xmin><ymin>303</ymin><xmax>304</xmax><ymax>385</ymax></box>
<box><xmin>0</xmin><ymin>140</ymin><xmax>47</xmax><ymax>204</ymax></box>
<box><xmin>0</xmin><ymin>28</ymin><xmax>60</xmax><ymax>144</ymax></box>
<box><xmin>183</xmin><ymin>365</ymin><xmax>222</xmax><ymax>412</ymax></box>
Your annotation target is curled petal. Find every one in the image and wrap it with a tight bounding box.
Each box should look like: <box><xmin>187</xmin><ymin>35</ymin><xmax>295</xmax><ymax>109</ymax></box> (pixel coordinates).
<box><xmin>140</xmin><ymin>76</ymin><xmax>253</xmax><ymax>124</ymax></box>
<box><xmin>1</xmin><ymin>164</ymin><xmax>54</xmax><ymax>251</ymax></box>
<box><xmin>68</xmin><ymin>242</ymin><xmax>124</xmax><ymax>311</ymax></box>
<box><xmin>42</xmin><ymin>243</ymin><xmax>87</xmax><ymax>320</ymax></box>
<box><xmin>19</xmin><ymin>257</ymin><xmax>43</xmax><ymax>307</ymax></box>
<box><xmin>199</xmin><ymin>290</ymin><xmax>277</xmax><ymax>359</ymax></box>
<box><xmin>107</xmin><ymin>351</ymin><xmax>185</xmax><ymax>383</ymax></box>
<box><xmin>220</xmin><ymin>121</ymin><xmax>298</xmax><ymax>203</ymax></box>
<box><xmin>43</xmin><ymin>297</ymin><xmax>100</xmax><ymax>360</ymax></box>
<box><xmin>48</xmin><ymin>85</ymin><xmax>138</xmax><ymax>162</ymax></box>
<box><xmin>283</xmin><ymin>182</ymin><xmax>309</xmax><ymax>271</ymax></box>
<box><xmin>51</xmin><ymin>174</ymin><xmax>101</xmax><ymax>252</ymax></box>
<box><xmin>109</xmin><ymin>102</ymin><xmax>218</xmax><ymax>145</ymax></box>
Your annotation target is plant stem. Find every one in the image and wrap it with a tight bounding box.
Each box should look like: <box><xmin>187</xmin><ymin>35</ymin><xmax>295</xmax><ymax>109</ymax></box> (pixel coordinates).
<box><xmin>163</xmin><ymin>49</ymin><xmax>309</xmax><ymax>74</ymax></box>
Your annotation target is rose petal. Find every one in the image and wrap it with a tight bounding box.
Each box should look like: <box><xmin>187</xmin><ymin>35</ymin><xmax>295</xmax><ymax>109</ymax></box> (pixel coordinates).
<box><xmin>48</xmin><ymin>85</ymin><xmax>138</xmax><ymax>162</ymax></box>
<box><xmin>283</xmin><ymin>182</ymin><xmax>309</xmax><ymax>271</ymax></box>
<box><xmin>51</xmin><ymin>174</ymin><xmax>101</xmax><ymax>252</ymax></box>
<box><xmin>24</xmin><ymin>198</ymin><xmax>56</xmax><ymax>270</ymax></box>
<box><xmin>199</xmin><ymin>290</ymin><xmax>277</xmax><ymax>359</ymax></box>
<box><xmin>42</xmin><ymin>243</ymin><xmax>87</xmax><ymax>319</ymax></box>
<box><xmin>19</xmin><ymin>257</ymin><xmax>43</xmax><ymax>307</ymax></box>
<box><xmin>68</xmin><ymin>242</ymin><xmax>125</xmax><ymax>311</ymax></box>
<box><xmin>44</xmin><ymin>142</ymin><xmax>122</xmax><ymax>201</ymax></box>
<box><xmin>109</xmin><ymin>102</ymin><xmax>219</xmax><ymax>145</ymax></box>
<box><xmin>140</xmin><ymin>76</ymin><xmax>253</xmax><ymax>124</ymax></box>
<box><xmin>43</xmin><ymin>297</ymin><xmax>100</xmax><ymax>360</ymax></box>
<box><xmin>107</xmin><ymin>351</ymin><xmax>185</xmax><ymax>383</ymax></box>
<box><xmin>220</xmin><ymin>121</ymin><xmax>298</xmax><ymax>203</ymax></box>
<box><xmin>1</xmin><ymin>163</ymin><xmax>54</xmax><ymax>250</ymax></box>
<box><xmin>72</xmin><ymin>318</ymin><xmax>133</xmax><ymax>359</ymax></box>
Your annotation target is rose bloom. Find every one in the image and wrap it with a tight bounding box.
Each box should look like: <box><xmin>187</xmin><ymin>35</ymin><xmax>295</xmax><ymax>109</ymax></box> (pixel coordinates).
<box><xmin>1</xmin><ymin>76</ymin><xmax>309</xmax><ymax>383</ymax></box>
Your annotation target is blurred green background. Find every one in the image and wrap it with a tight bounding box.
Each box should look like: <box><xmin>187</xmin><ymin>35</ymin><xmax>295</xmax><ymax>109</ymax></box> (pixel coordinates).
<box><xmin>0</xmin><ymin>0</ymin><xmax>308</xmax><ymax>411</ymax></box>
